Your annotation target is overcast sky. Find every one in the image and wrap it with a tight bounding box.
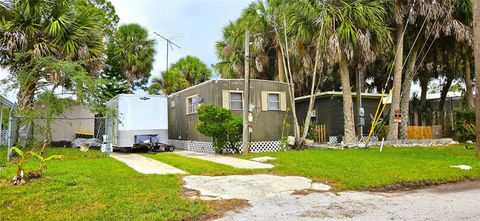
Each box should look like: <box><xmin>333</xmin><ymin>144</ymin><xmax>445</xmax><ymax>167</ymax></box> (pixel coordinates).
<box><xmin>0</xmin><ymin>0</ymin><xmax>250</xmax><ymax>101</ymax></box>
<box><xmin>111</xmin><ymin>0</ymin><xmax>250</xmax><ymax>79</ymax></box>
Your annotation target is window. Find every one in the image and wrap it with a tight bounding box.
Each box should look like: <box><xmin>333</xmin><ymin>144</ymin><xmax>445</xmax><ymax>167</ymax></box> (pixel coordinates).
<box><xmin>268</xmin><ymin>93</ymin><xmax>280</xmax><ymax>110</ymax></box>
<box><xmin>230</xmin><ymin>92</ymin><xmax>243</xmax><ymax>110</ymax></box>
<box><xmin>186</xmin><ymin>95</ymin><xmax>199</xmax><ymax>114</ymax></box>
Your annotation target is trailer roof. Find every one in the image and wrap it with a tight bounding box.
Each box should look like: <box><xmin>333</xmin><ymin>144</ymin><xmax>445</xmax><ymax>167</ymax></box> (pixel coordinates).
<box><xmin>167</xmin><ymin>79</ymin><xmax>288</xmax><ymax>98</ymax></box>
<box><xmin>106</xmin><ymin>94</ymin><xmax>167</xmax><ymax>106</ymax></box>
<box><xmin>295</xmin><ymin>91</ymin><xmax>389</xmax><ymax>103</ymax></box>
<box><xmin>0</xmin><ymin>94</ymin><xmax>14</xmax><ymax>108</ymax></box>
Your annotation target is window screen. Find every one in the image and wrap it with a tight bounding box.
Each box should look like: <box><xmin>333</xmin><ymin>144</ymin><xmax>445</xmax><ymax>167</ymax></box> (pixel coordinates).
<box><xmin>230</xmin><ymin>92</ymin><xmax>243</xmax><ymax>110</ymax></box>
<box><xmin>268</xmin><ymin>93</ymin><xmax>280</xmax><ymax>110</ymax></box>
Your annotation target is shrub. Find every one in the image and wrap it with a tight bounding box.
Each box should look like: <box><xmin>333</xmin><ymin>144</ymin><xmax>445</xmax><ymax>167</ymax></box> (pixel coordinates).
<box><xmin>196</xmin><ymin>105</ymin><xmax>242</xmax><ymax>154</ymax></box>
<box><xmin>454</xmin><ymin>107</ymin><xmax>476</xmax><ymax>142</ymax></box>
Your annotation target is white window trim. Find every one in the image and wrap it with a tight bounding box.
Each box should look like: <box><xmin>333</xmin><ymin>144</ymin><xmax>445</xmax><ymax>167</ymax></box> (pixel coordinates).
<box><xmin>186</xmin><ymin>94</ymin><xmax>199</xmax><ymax>115</ymax></box>
<box><xmin>229</xmin><ymin>91</ymin><xmax>243</xmax><ymax>110</ymax></box>
<box><xmin>267</xmin><ymin>92</ymin><xmax>281</xmax><ymax>111</ymax></box>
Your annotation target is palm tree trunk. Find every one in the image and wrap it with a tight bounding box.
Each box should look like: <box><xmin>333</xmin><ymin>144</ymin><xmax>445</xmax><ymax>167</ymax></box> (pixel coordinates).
<box><xmin>464</xmin><ymin>49</ymin><xmax>474</xmax><ymax>109</ymax></box>
<box><xmin>17</xmin><ymin>81</ymin><xmax>37</xmax><ymax>111</ymax></box>
<box><xmin>420</xmin><ymin>77</ymin><xmax>429</xmax><ymax>125</ymax></box>
<box><xmin>387</xmin><ymin>23</ymin><xmax>405</xmax><ymax>141</ymax></box>
<box><xmin>276</xmin><ymin>47</ymin><xmax>285</xmax><ymax>82</ymax></box>
<box><xmin>399</xmin><ymin>45</ymin><xmax>419</xmax><ymax>140</ymax></box>
<box><xmin>438</xmin><ymin>76</ymin><xmax>453</xmax><ymax>132</ymax></box>
<box><xmin>300</xmin><ymin>47</ymin><xmax>321</xmax><ymax>147</ymax></box>
<box><xmin>340</xmin><ymin>52</ymin><xmax>356</xmax><ymax>144</ymax></box>
<box><xmin>473</xmin><ymin>0</ymin><xmax>480</xmax><ymax>157</ymax></box>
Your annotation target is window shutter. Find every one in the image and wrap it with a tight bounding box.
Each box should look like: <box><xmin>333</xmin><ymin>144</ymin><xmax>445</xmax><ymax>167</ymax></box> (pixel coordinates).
<box><xmin>280</xmin><ymin>92</ymin><xmax>287</xmax><ymax>111</ymax></box>
<box><xmin>222</xmin><ymin>90</ymin><xmax>230</xmax><ymax>109</ymax></box>
<box><xmin>261</xmin><ymin>91</ymin><xmax>268</xmax><ymax>111</ymax></box>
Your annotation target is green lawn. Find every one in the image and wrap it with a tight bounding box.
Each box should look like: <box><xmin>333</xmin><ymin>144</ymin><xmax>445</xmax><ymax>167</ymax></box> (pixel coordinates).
<box><xmin>2</xmin><ymin>145</ymin><xmax>480</xmax><ymax>220</ymax></box>
<box><xmin>0</xmin><ymin>147</ymin><xmax>211</xmax><ymax>221</ymax></box>
<box><xmin>145</xmin><ymin>153</ymin><xmax>259</xmax><ymax>176</ymax></box>
<box><xmin>239</xmin><ymin>145</ymin><xmax>480</xmax><ymax>190</ymax></box>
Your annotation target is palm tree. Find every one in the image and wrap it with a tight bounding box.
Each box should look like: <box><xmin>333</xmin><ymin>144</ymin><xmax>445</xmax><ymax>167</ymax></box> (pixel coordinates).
<box><xmin>148</xmin><ymin>69</ymin><xmax>189</xmax><ymax>95</ymax></box>
<box><xmin>170</xmin><ymin>55</ymin><xmax>211</xmax><ymax>85</ymax></box>
<box><xmin>325</xmin><ymin>0</ymin><xmax>391</xmax><ymax>144</ymax></box>
<box><xmin>0</xmin><ymin>0</ymin><xmax>106</xmax><ymax>110</ymax></box>
<box><xmin>472</xmin><ymin>0</ymin><xmax>480</xmax><ymax>157</ymax></box>
<box><xmin>108</xmin><ymin>23</ymin><xmax>156</xmax><ymax>92</ymax></box>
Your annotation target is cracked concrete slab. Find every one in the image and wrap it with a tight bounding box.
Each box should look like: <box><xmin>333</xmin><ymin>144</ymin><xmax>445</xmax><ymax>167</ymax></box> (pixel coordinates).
<box><xmin>111</xmin><ymin>153</ymin><xmax>187</xmax><ymax>175</ymax></box>
<box><xmin>183</xmin><ymin>174</ymin><xmax>331</xmax><ymax>201</ymax></box>
<box><xmin>250</xmin><ymin>156</ymin><xmax>276</xmax><ymax>162</ymax></box>
<box><xmin>217</xmin><ymin>181</ymin><xmax>480</xmax><ymax>221</ymax></box>
<box><xmin>173</xmin><ymin>150</ymin><xmax>274</xmax><ymax>169</ymax></box>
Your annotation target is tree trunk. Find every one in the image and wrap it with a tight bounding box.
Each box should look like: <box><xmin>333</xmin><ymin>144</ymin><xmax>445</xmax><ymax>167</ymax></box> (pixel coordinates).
<box><xmin>438</xmin><ymin>76</ymin><xmax>453</xmax><ymax>133</ymax></box>
<box><xmin>420</xmin><ymin>77</ymin><xmax>429</xmax><ymax>126</ymax></box>
<box><xmin>474</xmin><ymin>0</ymin><xmax>480</xmax><ymax>157</ymax></box>
<box><xmin>300</xmin><ymin>46</ymin><xmax>321</xmax><ymax>147</ymax></box>
<box><xmin>126</xmin><ymin>79</ymin><xmax>133</xmax><ymax>93</ymax></box>
<box><xmin>340</xmin><ymin>52</ymin><xmax>356</xmax><ymax>144</ymax></box>
<box><xmin>17</xmin><ymin>81</ymin><xmax>37</xmax><ymax>111</ymax></box>
<box><xmin>399</xmin><ymin>44</ymin><xmax>419</xmax><ymax>140</ymax></box>
<box><xmin>464</xmin><ymin>49</ymin><xmax>474</xmax><ymax>109</ymax></box>
<box><xmin>388</xmin><ymin>23</ymin><xmax>405</xmax><ymax>141</ymax></box>
<box><xmin>276</xmin><ymin>47</ymin><xmax>286</xmax><ymax>82</ymax></box>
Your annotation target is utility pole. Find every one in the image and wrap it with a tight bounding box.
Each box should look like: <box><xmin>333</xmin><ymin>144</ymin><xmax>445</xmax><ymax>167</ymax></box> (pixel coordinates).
<box><xmin>242</xmin><ymin>30</ymin><xmax>250</xmax><ymax>155</ymax></box>
<box><xmin>473</xmin><ymin>0</ymin><xmax>480</xmax><ymax>158</ymax></box>
<box><xmin>153</xmin><ymin>32</ymin><xmax>181</xmax><ymax>72</ymax></box>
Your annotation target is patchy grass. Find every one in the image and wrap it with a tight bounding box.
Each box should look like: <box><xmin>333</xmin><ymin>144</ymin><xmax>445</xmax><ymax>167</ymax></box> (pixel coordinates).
<box><xmin>0</xmin><ymin>147</ymin><xmax>211</xmax><ymax>221</ymax></box>
<box><xmin>145</xmin><ymin>153</ymin><xmax>258</xmax><ymax>175</ymax></box>
<box><xmin>238</xmin><ymin>145</ymin><xmax>480</xmax><ymax>190</ymax></box>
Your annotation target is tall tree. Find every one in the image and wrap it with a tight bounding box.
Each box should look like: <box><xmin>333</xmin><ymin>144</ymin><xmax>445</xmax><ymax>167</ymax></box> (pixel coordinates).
<box><xmin>325</xmin><ymin>0</ymin><xmax>391</xmax><ymax>143</ymax></box>
<box><xmin>170</xmin><ymin>55</ymin><xmax>212</xmax><ymax>85</ymax></box>
<box><xmin>0</xmin><ymin>0</ymin><xmax>106</xmax><ymax>111</ymax></box>
<box><xmin>148</xmin><ymin>69</ymin><xmax>189</xmax><ymax>95</ymax></box>
<box><xmin>473</xmin><ymin>0</ymin><xmax>480</xmax><ymax>157</ymax></box>
<box><xmin>108</xmin><ymin>23</ymin><xmax>156</xmax><ymax>92</ymax></box>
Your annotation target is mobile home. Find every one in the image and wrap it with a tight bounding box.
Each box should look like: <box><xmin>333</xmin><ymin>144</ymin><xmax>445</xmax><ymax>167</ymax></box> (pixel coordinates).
<box><xmin>107</xmin><ymin>94</ymin><xmax>168</xmax><ymax>148</ymax></box>
<box><xmin>168</xmin><ymin>79</ymin><xmax>292</xmax><ymax>143</ymax></box>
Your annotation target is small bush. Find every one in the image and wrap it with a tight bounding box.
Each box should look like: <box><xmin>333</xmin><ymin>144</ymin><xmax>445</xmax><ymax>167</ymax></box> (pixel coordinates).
<box><xmin>196</xmin><ymin>105</ymin><xmax>242</xmax><ymax>154</ymax></box>
<box><xmin>454</xmin><ymin>108</ymin><xmax>476</xmax><ymax>142</ymax></box>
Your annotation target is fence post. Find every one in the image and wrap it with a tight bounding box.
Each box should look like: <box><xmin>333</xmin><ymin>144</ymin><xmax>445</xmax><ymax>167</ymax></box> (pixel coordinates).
<box><xmin>106</xmin><ymin>117</ymin><xmax>112</xmax><ymax>157</ymax></box>
<box><xmin>6</xmin><ymin>106</ymin><xmax>15</xmax><ymax>162</ymax></box>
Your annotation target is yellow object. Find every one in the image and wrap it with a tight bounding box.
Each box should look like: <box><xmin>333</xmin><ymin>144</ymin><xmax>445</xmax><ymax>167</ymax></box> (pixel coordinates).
<box><xmin>75</xmin><ymin>132</ymin><xmax>94</xmax><ymax>136</ymax></box>
<box><xmin>365</xmin><ymin>87</ymin><xmax>393</xmax><ymax>144</ymax></box>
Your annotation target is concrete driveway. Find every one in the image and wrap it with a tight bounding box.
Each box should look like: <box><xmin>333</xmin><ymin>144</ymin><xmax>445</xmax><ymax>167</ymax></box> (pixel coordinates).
<box><xmin>172</xmin><ymin>150</ymin><xmax>274</xmax><ymax>169</ymax></box>
<box><xmin>111</xmin><ymin>153</ymin><xmax>187</xmax><ymax>175</ymax></box>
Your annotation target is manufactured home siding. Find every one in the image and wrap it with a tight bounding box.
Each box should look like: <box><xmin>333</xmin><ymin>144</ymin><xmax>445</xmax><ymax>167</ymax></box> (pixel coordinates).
<box><xmin>296</xmin><ymin>93</ymin><xmax>381</xmax><ymax>138</ymax></box>
<box><xmin>168</xmin><ymin>79</ymin><xmax>292</xmax><ymax>142</ymax></box>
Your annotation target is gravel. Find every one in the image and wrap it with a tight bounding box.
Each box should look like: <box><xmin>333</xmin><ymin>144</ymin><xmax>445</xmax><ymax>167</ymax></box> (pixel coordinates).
<box><xmin>218</xmin><ymin>181</ymin><xmax>480</xmax><ymax>221</ymax></box>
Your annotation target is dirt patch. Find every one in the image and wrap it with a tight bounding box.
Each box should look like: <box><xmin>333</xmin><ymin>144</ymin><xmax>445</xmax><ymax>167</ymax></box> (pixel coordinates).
<box><xmin>366</xmin><ymin>178</ymin><xmax>480</xmax><ymax>192</ymax></box>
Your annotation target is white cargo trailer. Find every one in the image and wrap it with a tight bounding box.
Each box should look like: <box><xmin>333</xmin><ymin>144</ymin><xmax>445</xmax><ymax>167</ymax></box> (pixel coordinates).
<box><xmin>106</xmin><ymin>94</ymin><xmax>168</xmax><ymax>149</ymax></box>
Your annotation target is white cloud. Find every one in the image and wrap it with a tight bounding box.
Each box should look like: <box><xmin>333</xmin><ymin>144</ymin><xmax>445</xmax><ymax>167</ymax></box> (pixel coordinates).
<box><xmin>110</xmin><ymin>0</ymin><xmax>250</xmax><ymax>80</ymax></box>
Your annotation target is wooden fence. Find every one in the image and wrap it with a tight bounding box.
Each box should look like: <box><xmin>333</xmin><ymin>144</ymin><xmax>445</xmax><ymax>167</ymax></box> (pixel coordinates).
<box><xmin>406</xmin><ymin>125</ymin><xmax>442</xmax><ymax>139</ymax></box>
<box><xmin>315</xmin><ymin>124</ymin><xmax>327</xmax><ymax>143</ymax></box>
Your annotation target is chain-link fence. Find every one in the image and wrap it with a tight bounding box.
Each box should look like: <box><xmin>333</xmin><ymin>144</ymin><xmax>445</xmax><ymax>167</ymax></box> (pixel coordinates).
<box><xmin>5</xmin><ymin>113</ymin><xmax>113</xmax><ymax>161</ymax></box>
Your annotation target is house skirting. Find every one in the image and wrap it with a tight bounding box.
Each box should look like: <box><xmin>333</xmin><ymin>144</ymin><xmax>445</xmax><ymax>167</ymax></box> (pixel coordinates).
<box><xmin>168</xmin><ymin>139</ymin><xmax>286</xmax><ymax>154</ymax></box>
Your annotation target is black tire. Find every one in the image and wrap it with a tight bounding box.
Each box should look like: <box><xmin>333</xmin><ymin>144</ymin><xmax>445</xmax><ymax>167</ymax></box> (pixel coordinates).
<box><xmin>167</xmin><ymin>145</ymin><xmax>175</xmax><ymax>152</ymax></box>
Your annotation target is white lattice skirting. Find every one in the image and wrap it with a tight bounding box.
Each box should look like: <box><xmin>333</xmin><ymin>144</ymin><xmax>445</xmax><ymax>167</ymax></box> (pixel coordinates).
<box><xmin>0</xmin><ymin>130</ymin><xmax>6</xmax><ymax>146</ymax></box>
<box><xmin>168</xmin><ymin>139</ymin><xmax>285</xmax><ymax>154</ymax></box>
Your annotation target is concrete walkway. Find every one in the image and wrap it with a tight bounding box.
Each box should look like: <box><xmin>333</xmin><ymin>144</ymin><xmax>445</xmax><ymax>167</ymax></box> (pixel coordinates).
<box><xmin>172</xmin><ymin>150</ymin><xmax>274</xmax><ymax>169</ymax></box>
<box><xmin>111</xmin><ymin>153</ymin><xmax>187</xmax><ymax>175</ymax></box>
